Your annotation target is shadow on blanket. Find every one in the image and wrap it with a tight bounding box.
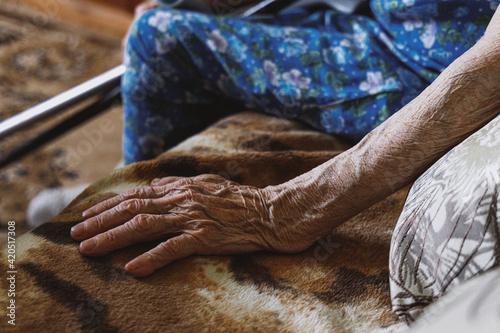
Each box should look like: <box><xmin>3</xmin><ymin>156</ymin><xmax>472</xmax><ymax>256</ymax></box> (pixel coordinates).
<box><xmin>0</xmin><ymin>112</ymin><xmax>407</xmax><ymax>332</ymax></box>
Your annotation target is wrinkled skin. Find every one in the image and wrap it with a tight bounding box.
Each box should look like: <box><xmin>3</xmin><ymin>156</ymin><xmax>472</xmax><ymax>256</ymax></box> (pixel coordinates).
<box><xmin>71</xmin><ymin>175</ymin><xmax>313</xmax><ymax>277</ymax></box>
<box><xmin>72</xmin><ymin>6</ymin><xmax>500</xmax><ymax>277</ymax></box>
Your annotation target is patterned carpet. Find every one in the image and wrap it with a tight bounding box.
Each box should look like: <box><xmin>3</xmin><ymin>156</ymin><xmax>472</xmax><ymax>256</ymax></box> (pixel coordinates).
<box><xmin>0</xmin><ymin>2</ymin><xmax>124</xmax><ymax>239</ymax></box>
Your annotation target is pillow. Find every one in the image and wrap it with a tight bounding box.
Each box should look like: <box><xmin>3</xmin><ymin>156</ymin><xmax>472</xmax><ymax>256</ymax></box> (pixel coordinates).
<box><xmin>409</xmin><ymin>267</ymin><xmax>500</xmax><ymax>333</ymax></box>
<box><xmin>389</xmin><ymin>113</ymin><xmax>500</xmax><ymax>323</ymax></box>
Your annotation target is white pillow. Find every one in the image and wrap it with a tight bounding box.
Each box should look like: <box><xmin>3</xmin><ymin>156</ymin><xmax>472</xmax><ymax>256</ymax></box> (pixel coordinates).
<box><xmin>409</xmin><ymin>267</ymin><xmax>500</xmax><ymax>333</ymax></box>
<box><xmin>389</xmin><ymin>113</ymin><xmax>500</xmax><ymax>323</ymax></box>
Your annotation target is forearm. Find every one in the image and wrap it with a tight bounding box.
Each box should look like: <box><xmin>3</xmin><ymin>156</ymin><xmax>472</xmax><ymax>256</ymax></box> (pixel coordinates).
<box><xmin>267</xmin><ymin>35</ymin><xmax>500</xmax><ymax>239</ymax></box>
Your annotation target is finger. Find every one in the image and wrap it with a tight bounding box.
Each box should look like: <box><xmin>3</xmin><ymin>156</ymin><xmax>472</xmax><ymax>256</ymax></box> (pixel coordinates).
<box><xmin>82</xmin><ymin>186</ymin><xmax>165</xmax><ymax>218</ymax></box>
<box><xmin>125</xmin><ymin>234</ymin><xmax>198</xmax><ymax>277</ymax></box>
<box><xmin>78</xmin><ymin>214</ymin><xmax>185</xmax><ymax>257</ymax></box>
<box><xmin>73</xmin><ymin>197</ymin><xmax>170</xmax><ymax>241</ymax></box>
<box><xmin>151</xmin><ymin>174</ymin><xmax>230</xmax><ymax>187</ymax></box>
<box><xmin>151</xmin><ymin>176</ymin><xmax>183</xmax><ymax>186</ymax></box>
<box><xmin>193</xmin><ymin>174</ymin><xmax>237</xmax><ymax>185</ymax></box>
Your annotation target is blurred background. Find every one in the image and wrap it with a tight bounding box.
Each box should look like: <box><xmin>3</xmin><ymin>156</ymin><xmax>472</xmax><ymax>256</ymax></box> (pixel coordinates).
<box><xmin>0</xmin><ymin>0</ymin><xmax>261</xmax><ymax>245</ymax></box>
<box><xmin>0</xmin><ymin>0</ymin><xmax>134</xmax><ymax>244</ymax></box>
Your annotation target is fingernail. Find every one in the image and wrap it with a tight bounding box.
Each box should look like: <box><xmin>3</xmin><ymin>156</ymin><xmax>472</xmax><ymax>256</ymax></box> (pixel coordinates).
<box><xmin>81</xmin><ymin>238</ymin><xmax>97</xmax><ymax>252</ymax></box>
<box><xmin>71</xmin><ymin>224</ymin><xmax>84</xmax><ymax>238</ymax></box>
<box><xmin>151</xmin><ymin>178</ymin><xmax>161</xmax><ymax>184</ymax></box>
<box><xmin>125</xmin><ymin>263</ymin><xmax>139</xmax><ymax>273</ymax></box>
<box><xmin>82</xmin><ymin>209</ymin><xmax>91</xmax><ymax>218</ymax></box>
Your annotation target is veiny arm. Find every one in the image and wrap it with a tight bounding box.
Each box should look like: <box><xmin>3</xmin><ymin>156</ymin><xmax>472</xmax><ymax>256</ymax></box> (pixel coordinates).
<box><xmin>267</xmin><ymin>8</ymin><xmax>500</xmax><ymax>245</ymax></box>
<box><xmin>71</xmin><ymin>8</ymin><xmax>500</xmax><ymax>277</ymax></box>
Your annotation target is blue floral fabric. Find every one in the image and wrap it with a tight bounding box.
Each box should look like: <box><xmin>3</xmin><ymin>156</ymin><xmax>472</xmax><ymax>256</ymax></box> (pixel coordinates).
<box><xmin>122</xmin><ymin>0</ymin><xmax>499</xmax><ymax>164</ymax></box>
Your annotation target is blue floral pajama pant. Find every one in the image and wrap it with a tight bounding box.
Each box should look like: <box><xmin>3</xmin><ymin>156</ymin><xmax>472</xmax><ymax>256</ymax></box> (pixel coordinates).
<box><xmin>122</xmin><ymin>0</ymin><xmax>499</xmax><ymax>164</ymax></box>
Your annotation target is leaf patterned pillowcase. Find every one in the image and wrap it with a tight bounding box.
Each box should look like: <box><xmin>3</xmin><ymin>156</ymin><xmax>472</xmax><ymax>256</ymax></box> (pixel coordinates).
<box><xmin>389</xmin><ymin>113</ymin><xmax>500</xmax><ymax>323</ymax></box>
<box><xmin>409</xmin><ymin>266</ymin><xmax>500</xmax><ymax>333</ymax></box>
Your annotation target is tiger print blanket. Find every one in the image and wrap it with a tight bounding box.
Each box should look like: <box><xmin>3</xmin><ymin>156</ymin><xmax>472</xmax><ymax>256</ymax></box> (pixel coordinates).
<box><xmin>0</xmin><ymin>112</ymin><xmax>407</xmax><ymax>332</ymax></box>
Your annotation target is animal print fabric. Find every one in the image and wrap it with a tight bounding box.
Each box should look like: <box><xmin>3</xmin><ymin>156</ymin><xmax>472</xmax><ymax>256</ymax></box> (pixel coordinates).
<box><xmin>389</xmin><ymin>113</ymin><xmax>500</xmax><ymax>323</ymax></box>
<box><xmin>0</xmin><ymin>112</ymin><xmax>407</xmax><ymax>332</ymax></box>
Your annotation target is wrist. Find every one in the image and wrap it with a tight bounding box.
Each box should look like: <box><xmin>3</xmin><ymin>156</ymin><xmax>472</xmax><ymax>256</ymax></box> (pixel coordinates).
<box><xmin>260</xmin><ymin>183</ymin><xmax>324</xmax><ymax>245</ymax></box>
<box><xmin>261</xmin><ymin>153</ymin><xmax>356</xmax><ymax>239</ymax></box>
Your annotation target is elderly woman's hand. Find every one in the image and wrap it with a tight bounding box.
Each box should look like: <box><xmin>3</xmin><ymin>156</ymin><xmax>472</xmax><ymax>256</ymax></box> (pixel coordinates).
<box><xmin>70</xmin><ymin>174</ymin><xmax>318</xmax><ymax>277</ymax></box>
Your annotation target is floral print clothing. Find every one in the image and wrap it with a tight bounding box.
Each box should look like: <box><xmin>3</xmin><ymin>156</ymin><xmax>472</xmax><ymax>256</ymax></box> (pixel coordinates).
<box><xmin>122</xmin><ymin>0</ymin><xmax>499</xmax><ymax>164</ymax></box>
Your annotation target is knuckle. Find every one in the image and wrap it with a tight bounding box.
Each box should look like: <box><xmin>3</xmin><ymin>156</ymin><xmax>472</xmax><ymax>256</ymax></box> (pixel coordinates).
<box><xmin>125</xmin><ymin>188</ymin><xmax>143</xmax><ymax>198</ymax></box>
<box><xmin>177</xmin><ymin>178</ymin><xmax>193</xmax><ymax>186</ymax></box>
<box><xmin>158</xmin><ymin>241</ymin><xmax>178</xmax><ymax>258</ymax></box>
<box><xmin>102</xmin><ymin>230</ymin><xmax>117</xmax><ymax>244</ymax></box>
<box><xmin>131</xmin><ymin>214</ymin><xmax>152</xmax><ymax>233</ymax></box>
<box><xmin>213</xmin><ymin>174</ymin><xmax>227</xmax><ymax>182</ymax></box>
<box><xmin>182</xmin><ymin>189</ymin><xmax>195</xmax><ymax>200</ymax></box>
<box><xmin>119</xmin><ymin>199</ymin><xmax>142</xmax><ymax>214</ymax></box>
<box><xmin>198</xmin><ymin>174</ymin><xmax>225</xmax><ymax>183</ymax></box>
<box><xmin>162</xmin><ymin>176</ymin><xmax>178</xmax><ymax>183</ymax></box>
<box><xmin>193</xmin><ymin>223</ymin><xmax>214</xmax><ymax>239</ymax></box>
<box><xmin>196</xmin><ymin>174</ymin><xmax>213</xmax><ymax>181</ymax></box>
<box><xmin>91</xmin><ymin>215</ymin><xmax>105</xmax><ymax>231</ymax></box>
<box><xmin>144</xmin><ymin>251</ymin><xmax>162</xmax><ymax>266</ymax></box>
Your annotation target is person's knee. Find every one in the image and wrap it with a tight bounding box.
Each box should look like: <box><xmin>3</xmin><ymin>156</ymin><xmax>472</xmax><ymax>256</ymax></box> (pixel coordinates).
<box><xmin>125</xmin><ymin>9</ymin><xmax>187</xmax><ymax>60</ymax></box>
<box><xmin>123</xmin><ymin>10</ymin><xmax>187</xmax><ymax>98</ymax></box>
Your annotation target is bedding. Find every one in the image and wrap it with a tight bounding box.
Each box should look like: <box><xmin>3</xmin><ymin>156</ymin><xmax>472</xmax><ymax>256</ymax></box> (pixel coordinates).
<box><xmin>409</xmin><ymin>266</ymin><xmax>500</xmax><ymax>333</ymax></box>
<box><xmin>389</xmin><ymin>113</ymin><xmax>500</xmax><ymax>323</ymax></box>
<box><xmin>0</xmin><ymin>112</ymin><xmax>407</xmax><ymax>332</ymax></box>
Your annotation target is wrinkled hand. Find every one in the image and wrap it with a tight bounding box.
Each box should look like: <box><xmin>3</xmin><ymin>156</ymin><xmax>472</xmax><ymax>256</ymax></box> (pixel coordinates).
<box><xmin>70</xmin><ymin>174</ymin><xmax>316</xmax><ymax>277</ymax></box>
